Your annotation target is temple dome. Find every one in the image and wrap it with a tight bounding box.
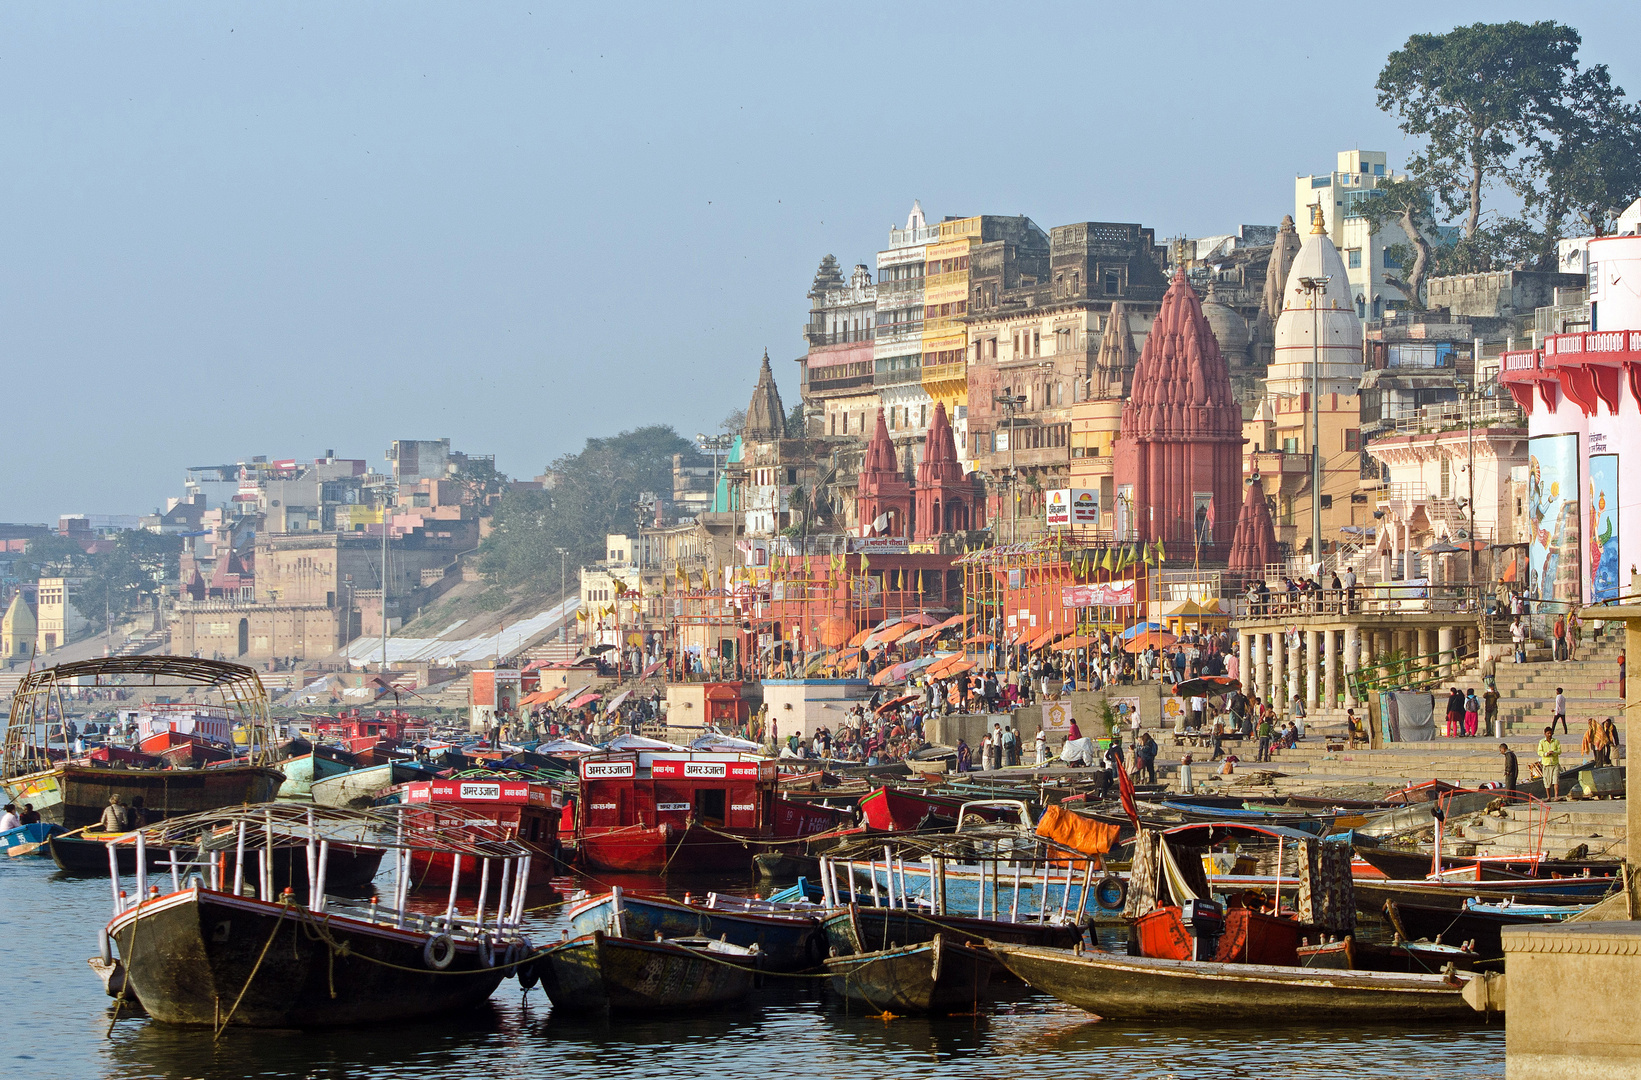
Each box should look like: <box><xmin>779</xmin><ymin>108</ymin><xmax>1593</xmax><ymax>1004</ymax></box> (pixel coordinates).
<box><xmin>1201</xmin><ymin>283</ymin><xmax>1250</xmax><ymax>366</ymax></box>
<box><xmin>1269</xmin><ymin>206</ymin><xmax>1362</xmax><ymax>398</ymax></box>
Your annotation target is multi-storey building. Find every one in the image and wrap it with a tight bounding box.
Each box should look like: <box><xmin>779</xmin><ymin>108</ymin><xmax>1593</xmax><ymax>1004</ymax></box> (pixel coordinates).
<box><xmin>873</xmin><ymin>202</ymin><xmax>940</xmax><ymax>460</ymax></box>
<box><xmin>799</xmin><ymin>257</ymin><xmax>878</xmax><ymax>439</ymax></box>
<box><xmin>965</xmin><ymin>221</ymin><xmax>1170</xmax><ymax>536</ymax></box>
<box><xmin>1295</xmin><ymin>150</ymin><xmax>1410</xmax><ymax>317</ymax></box>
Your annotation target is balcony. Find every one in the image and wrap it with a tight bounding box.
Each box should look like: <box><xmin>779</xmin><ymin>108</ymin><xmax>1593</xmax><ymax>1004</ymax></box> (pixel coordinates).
<box><xmin>921</xmin><ymin>361</ymin><xmax>967</xmax><ymax>385</ymax></box>
<box><xmin>874</xmin><ymin>367</ymin><xmax>923</xmax><ymax>387</ymax></box>
<box><xmin>805</xmin><ymin>328</ymin><xmax>876</xmax><ymax>347</ymax></box>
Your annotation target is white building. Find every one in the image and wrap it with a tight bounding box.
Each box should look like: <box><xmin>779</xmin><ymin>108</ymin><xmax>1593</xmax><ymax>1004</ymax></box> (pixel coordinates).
<box><xmin>1295</xmin><ymin>150</ymin><xmax>1409</xmax><ymax>317</ymax></box>
<box><xmin>874</xmin><ymin>201</ymin><xmax>940</xmax><ymax>456</ymax></box>
<box><xmin>1268</xmin><ymin>206</ymin><xmax>1364</xmax><ymax>399</ymax></box>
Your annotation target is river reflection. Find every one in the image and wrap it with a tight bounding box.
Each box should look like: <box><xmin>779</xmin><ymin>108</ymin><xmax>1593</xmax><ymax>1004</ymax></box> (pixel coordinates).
<box><xmin>1</xmin><ymin>857</ymin><xmax>1504</xmax><ymax>1080</ymax></box>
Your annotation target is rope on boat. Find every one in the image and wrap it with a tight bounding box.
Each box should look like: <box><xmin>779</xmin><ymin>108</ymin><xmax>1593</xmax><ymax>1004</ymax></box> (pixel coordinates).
<box><xmin>214</xmin><ymin>902</ymin><xmax>290</xmax><ymax>1039</ymax></box>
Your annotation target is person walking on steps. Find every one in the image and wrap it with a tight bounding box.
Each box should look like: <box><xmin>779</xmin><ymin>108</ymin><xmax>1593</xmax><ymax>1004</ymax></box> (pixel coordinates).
<box><xmin>1538</xmin><ymin>726</ymin><xmax>1564</xmax><ymax>799</ymax></box>
<box><xmin>1554</xmin><ymin>688</ymin><xmax>1568</xmax><ymax>735</ymax></box>
<box><xmin>1499</xmin><ymin>743</ymin><xmax>1519</xmax><ymax>797</ymax></box>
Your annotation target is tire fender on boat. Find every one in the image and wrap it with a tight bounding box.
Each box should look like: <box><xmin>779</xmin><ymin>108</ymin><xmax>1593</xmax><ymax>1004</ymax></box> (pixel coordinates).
<box><xmin>1094</xmin><ymin>875</ymin><xmax>1127</xmax><ymax>912</ymax></box>
<box><xmin>423</xmin><ymin>933</ymin><xmax>457</xmax><ymax>970</ymax></box>
<box><xmin>517</xmin><ymin>956</ymin><xmax>541</xmax><ymax>991</ymax></box>
<box><xmin>476</xmin><ymin>935</ymin><xmax>496</xmax><ymax>968</ymax></box>
<box><xmin>501</xmin><ymin>941</ymin><xmax>525</xmax><ymax>976</ymax></box>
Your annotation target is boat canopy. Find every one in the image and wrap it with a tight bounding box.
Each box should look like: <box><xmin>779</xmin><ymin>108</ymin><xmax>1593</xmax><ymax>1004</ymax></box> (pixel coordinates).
<box><xmin>109</xmin><ymin>803</ymin><xmax>533</xmax><ymax>859</ymax></box>
<box><xmin>1161</xmin><ymin>821</ymin><xmax>1330</xmax><ymax>845</ymax></box>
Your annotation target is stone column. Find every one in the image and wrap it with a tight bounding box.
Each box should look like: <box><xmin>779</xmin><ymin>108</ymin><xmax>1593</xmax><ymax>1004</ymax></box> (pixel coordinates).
<box><xmin>1270</xmin><ymin>631</ymin><xmax>1285</xmax><ymax>708</ymax></box>
<box><xmin>1438</xmin><ymin>626</ymin><xmax>1455</xmax><ymax>681</ymax></box>
<box><xmin>1305</xmin><ymin>629</ymin><xmax>1320</xmax><ymax>710</ymax></box>
<box><xmin>1238</xmin><ymin>632</ymin><xmax>1251</xmax><ymax>691</ymax></box>
<box><xmin>1252</xmin><ymin>632</ymin><xmax>1267</xmax><ymax>701</ymax></box>
<box><xmin>1325</xmin><ymin>628</ymin><xmax>1339</xmax><ymax>711</ymax></box>
<box><xmin>1415</xmin><ymin>628</ymin><xmax>1432</xmax><ymax>669</ymax></box>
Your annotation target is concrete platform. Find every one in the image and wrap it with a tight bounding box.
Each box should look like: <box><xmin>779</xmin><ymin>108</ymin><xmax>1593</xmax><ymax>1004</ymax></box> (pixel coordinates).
<box><xmin>1503</xmin><ymin>920</ymin><xmax>1641</xmax><ymax>1079</ymax></box>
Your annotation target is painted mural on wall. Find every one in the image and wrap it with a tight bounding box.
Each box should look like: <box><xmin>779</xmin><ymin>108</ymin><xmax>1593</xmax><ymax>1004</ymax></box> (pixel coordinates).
<box><xmin>1528</xmin><ymin>433</ymin><xmax>1581</xmax><ymax>605</ymax></box>
<box><xmin>1589</xmin><ymin>454</ymin><xmax>1621</xmax><ymax>602</ymax></box>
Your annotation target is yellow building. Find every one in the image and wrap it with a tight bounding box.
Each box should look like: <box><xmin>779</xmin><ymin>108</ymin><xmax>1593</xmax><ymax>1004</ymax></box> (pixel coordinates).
<box><xmin>34</xmin><ymin>577</ymin><xmax>85</xmax><ymax>654</ymax></box>
<box><xmin>1</xmin><ymin>592</ymin><xmax>36</xmax><ymax>662</ymax></box>
<box><xmin>919</xmin><ymin>220</ymin><xmax>979</xmax><ymax>416</ymax></box>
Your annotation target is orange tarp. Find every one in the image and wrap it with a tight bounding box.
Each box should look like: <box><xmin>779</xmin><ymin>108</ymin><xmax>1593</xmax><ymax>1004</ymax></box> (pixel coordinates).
<box><xmin>1034</xmin><ymin>805</ymin><xmax>1121</xmax><ymax>856</ymax></box>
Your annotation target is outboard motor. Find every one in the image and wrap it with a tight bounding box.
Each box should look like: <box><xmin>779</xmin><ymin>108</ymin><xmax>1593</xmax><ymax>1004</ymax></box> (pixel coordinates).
<box><xmin>1181</xmin><ymin>898</ymin><xmax>1225</xmax><ymax>961</ymax></box>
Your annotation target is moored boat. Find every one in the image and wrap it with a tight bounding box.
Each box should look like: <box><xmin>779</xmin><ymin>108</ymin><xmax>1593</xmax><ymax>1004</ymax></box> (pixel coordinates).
<box><xmin>0</xmin><ymin>820</ymin><xmax>62</xmax><ymax>857</ymax></box>
<box><xmin>276</xmin><ymin>747</ymin><xmax>356</xmax><ymax>798</ymax></box>
<box><xmin>825</xmin><ymin>934</ymin><xmax>998</xmax><ymax>1014</ymax></box>
<box><xmin>1296</xmin><ymin>935</ymin><xmax>1482</xmax><ymax>973</ymax></box>
<box><xmin>568</xmin><ymin>887</ymin><xmax>824</xmax><ymax>970</ymax></box>
<box><xmin>821</xmin><ymin>902</ymin><xmax>1081</xmax><ymax>957</ymax></box>
<box><xmin>97</xmin><ymin>804</ymin><xmax>537</xmax><ymax>1028</ymax></box>
<box><xmin>401</xmin><ymin>777</ymin><xmax>562</xmax><ymax>887</ymax></box>
<box><xmin>989</xmin><ymin>942</ymin><xmax>1477</xmax><ymax>1021</ymax></box>
<box><xmin>536</xmin><ymin>930</ymin><xmax>761</xmax><ymax>1013</ymax></box>
<box><xmin>311</xmin><ymin>761</ymin><xmax>437</xmax><ymax>809</ymax></box>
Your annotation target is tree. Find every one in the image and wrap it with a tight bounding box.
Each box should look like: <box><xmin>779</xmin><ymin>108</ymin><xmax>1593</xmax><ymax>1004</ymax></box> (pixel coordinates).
<box><xmin>1377</xmin><ymin>22</ymin><xmax>1584</xmax><ymax>244</ymax></box>
<box><xmin>17</xmin><ymin>534</ymin><xmax>94</xmax><ymax>581</ymax></box>
<box><xmin>78</xmin><ymin>532</ymin><xmax>183</xmax><ymax>623</ymax></box>
<box><xmin>785</xmin><ymin>402</ymin><xmax>806</xmax><ymax>438</ymax></box>
<box><xmin>720</xmin><ymin>408</ymin><xmax>747</xmax><ymax>435</ymax></box>
<box><xmin>477</xmin><ymin>425</ymin><xmax>700</xmax><ymax>589</ymax></box>
<box><xmin>1349</xmin><ymin>177</ymin><xmax>1438</xmax><ymax>307</ymax></box>
<box><xmin>450</xmin><ymin>456</ymin><xmax>509</xmax><ymax>511</ymax></box>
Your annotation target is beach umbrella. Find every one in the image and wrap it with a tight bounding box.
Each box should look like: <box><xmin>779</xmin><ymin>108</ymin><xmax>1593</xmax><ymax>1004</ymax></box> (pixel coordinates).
<box><xmin>1123</xmin><ymin>630</ymin><xmax>1178</xmax><ymax>653</ymax></box>
<box><xmin>815</xmin><ymin>617</ymin><xmax>856</xmax><ymax>648</ymax></box>
<box><xmin>962</xmin><ymin>633</ymin><xmax>996</xmax><ymax>645</ymax></box>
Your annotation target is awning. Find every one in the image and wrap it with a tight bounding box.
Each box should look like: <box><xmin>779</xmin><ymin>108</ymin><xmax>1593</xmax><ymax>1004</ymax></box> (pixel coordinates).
<box><xmin>934</xmin><ymin>613</ymin><xmax>975</xmax><ymax>632</ymax></box>
<box><xmin>564</xmin><ymin>690</ymin><xmax>601</xmax><ymax>710</ymax></box>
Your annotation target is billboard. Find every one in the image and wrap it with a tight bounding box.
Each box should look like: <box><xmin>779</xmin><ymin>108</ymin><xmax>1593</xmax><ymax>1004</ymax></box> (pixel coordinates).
<box><xmin>1590</xmin><ymin>453</ymin><xmax>1621</xmax><ymax>602</ymax></box>
<box><xmin>1528</xmin><ymin>433</ymin><xmax>1581</xmax><ymax>605</ymax></box>
<box><xmin>1046</xmin><ymin>489</ymin><xmax>1099</xmax><ymax>526</ymax></box>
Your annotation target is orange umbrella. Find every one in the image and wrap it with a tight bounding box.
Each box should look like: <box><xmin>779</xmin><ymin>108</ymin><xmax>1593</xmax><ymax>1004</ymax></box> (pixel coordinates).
<box><xmin>846</xmin><ymin>626</ymin><xmax>876</xmax><ymax>648</ymax></box>
<box><xmin>1029</xmin><ymin>628</ymin><xmax>1067</xmax><ymax>651</ymax></box>
<box><xmin>871</xmin><ymin>666</ymin><xmax>901</xmax><ymax>686</ymax></box>
<box><xmin>874</xmin><ymin>622</ymin><xmax>920</xmax><ymax>644</ymax></box>
<box><xmin>934</xmin><ymin>612</ymin><xmax>975</xmax><ymax>632</ymax></box>
<box><xmin>931</xmin><ymin>658</ymin><xmax>975</xmax><ymax>678</ymax></box>
<box><xmin>815</xmin><ymin>616</ymin><xmax>856</xmax><ymax>648</ymax></box>
<box><xmin>963</xmin><ymin>633</ymin><xmax>995</xmax><ymax>645</ymax></box>
<box><xmin>839</xmin><ymin>654</ymin><xmax>861</xmax><ymax>672</ymax></box>
<box><xmin>1123</xmin><ymin>630</ymin><xmax>1178</xmax><ymax>653</ymax></box>
<box><xmin>1052</xmin><ymin>634</ymin><xmax>1093</xmax><ymax>652</ymax></box>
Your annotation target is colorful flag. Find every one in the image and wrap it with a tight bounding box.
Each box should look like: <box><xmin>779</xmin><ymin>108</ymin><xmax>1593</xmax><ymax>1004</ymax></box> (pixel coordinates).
<box><xmin>1156</xmin><ymin>539</ymin><xmax>1167</xmax><ymax>563</ymax></box>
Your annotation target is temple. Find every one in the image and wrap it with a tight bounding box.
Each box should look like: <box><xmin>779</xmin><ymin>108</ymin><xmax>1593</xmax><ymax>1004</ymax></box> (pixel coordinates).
<box><xmin>1113</xmin><ymin>269</ymin><xmax>1244</xmax><ymax>556</ymax></box>
<box><xmin>857</xmin><ymin>402</ymin><xmax>984</xmax><ymax>541</ymax></box>
<box><xmin>1227</xmin><ymin>474</ymin><xmax>1279</xmax><ymax>576</ymax></box>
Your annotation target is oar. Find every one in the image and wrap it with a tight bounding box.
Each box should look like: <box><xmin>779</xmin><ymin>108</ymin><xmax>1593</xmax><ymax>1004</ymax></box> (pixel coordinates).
<box><xmin>7</xmin><ymin>823</ymin><xmax>91</xmax><ymax>858</ymax></box>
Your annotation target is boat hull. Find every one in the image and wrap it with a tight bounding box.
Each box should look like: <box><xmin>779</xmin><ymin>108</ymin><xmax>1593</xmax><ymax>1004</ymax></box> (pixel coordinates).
<box><xmin>825</xmin><ymin>934</ymin><xmax>996</xmax><ymax>1014</ymax></box>
<box><xmin>58</xmin><ymin>835</ymin><xmax>384</xmax><ymax>888</ymax></box>
<box><xmin>109</xmin><ymin>887</ymin><xmax>507</xmax><ymax>1027</ymax></box>
<box><xmin>310</xmin><ymin>763</ymin><xmax>402</xmax><ymax>809</ymax></box>
<box><xmin>990</xmin><ymin>943</ymin><xmax>1476</xmax><ymax>1022</ymax></box>
<box><xmin>568</xmin><ymin>892</ymin><xmax>824</xmax><ymax>971</ymax></box>
<box><xmin>578</xmin><ymin>821</ymin><xmax>767</xmax><ymax>875</ymax></box>
<box><xmin>2</xmin><ymin>764</ymin><xmax>284</xmax><ymax>829</ymax></box>
<box><xmin>537</xmin><ymin>931</ymin><xmax>757</xmax><ymax>1013</ymax></box>
<box><xmin>276</xmin><ymin>752</ymin><xmax>354</xmax><ymax>798</ymax></box>
<box><xmin>822</xmin><ymin>904</ymin><xmax>1081</xmax><ymax>957</ymax></box>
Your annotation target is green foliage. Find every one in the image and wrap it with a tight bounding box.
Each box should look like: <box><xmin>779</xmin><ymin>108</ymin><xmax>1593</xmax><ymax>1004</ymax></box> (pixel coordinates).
<box><xmin>17</xmin><ymin>534</ymin><xmax>95</xmax><ymax>580</ymax></box>
<box><xmin>450</xmin><ymin>457</ymin><xmax>509</xmax><ymax>510</ymax></box>
<box><xmin>475</xmin><ymin>586</ymin><xmax>510</xmax><ymax>612</ymax></box>
<box><xmin>477</xmin><ymin>425</ymin><xmax>699</xmax><ymax>588</ymax></box>
<box><xmin>1374</xmin><ymin>22</ymin><xmax>1641</xmax><ymax>274</ymax></box>
<box><xmin>786</xmin><ymin>402</ymin><xmax>805</xmax><ymax>437</ymax></box>
<box><xmin>36</xmin><ymin>531</ymin><xmax>183</xmax><ymax>622</ymax></box>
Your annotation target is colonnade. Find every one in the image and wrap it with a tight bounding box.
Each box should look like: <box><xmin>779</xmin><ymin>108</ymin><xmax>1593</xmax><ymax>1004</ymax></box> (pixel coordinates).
<box><xmin>1234</xmin><ymin>622</ymin><xmax>1481</xmax><ymax>714</ymax></box>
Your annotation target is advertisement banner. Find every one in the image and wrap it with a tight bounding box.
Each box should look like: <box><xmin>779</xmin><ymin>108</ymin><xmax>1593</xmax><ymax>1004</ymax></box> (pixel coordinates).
<box><xmin>1046</xmin><ymin>489</ymin><xmax>1099</xmax><ymax>526</ymax></box>
<box><xmin>1061</xmin><ymin>580</ymin><xmax>1137</xmax><ymax>607</ymax></box>
<box><xmin>1590</xmin><ymin>453</ymin><xmax>1620</xmax><ymax>602</ymax></box>
<box><xmin>1528</xmin><ymin>433</ymin><xmax>1581</xmax><ymax>605</ymax></box>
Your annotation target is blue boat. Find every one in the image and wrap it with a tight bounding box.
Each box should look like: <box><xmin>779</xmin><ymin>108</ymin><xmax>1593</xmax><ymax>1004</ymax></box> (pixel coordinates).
<box><xmin>0</xmin><ymin>822</ymin><xmax>62</xmax><ymax>857</ymax></box>
<box><xmin>275</xmin><ymin>749</ymin><xmax>355</xmax><ymax>798</ymax></box>
<box><xmin>567</xmin><ymin>889</ymin><xmax>825</xmax><ymax>971</ymax></box>
<box><xmin>834</xmin><ymin>859</ymin><xmax>1099</xmax><ymax>920</ymax></box>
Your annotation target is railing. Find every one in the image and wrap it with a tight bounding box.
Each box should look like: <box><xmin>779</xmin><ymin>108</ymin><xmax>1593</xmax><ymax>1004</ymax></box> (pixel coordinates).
<box><xmin>806</xmin><ymin>328</ymin><xmax>876</xmax><ymax>347</ymax></box>
<box><xmin>1242</xmin><ymin>581</ymin><xmax>1487</xmax><ymax>619</ymax></box>
<box><xmin>922</xmin><ymin>361</ymin><xmax>967</xmax><ymax>383</ymax></box>
<box><xmin>874</xmin><ymin>368</ymin><xmax>923</xmax><ymax>386</ymax></box>
<box><xmin>1346</xmin><ymin>643</ymin><xmax>1475</xmax><ymax>699</ymax></box>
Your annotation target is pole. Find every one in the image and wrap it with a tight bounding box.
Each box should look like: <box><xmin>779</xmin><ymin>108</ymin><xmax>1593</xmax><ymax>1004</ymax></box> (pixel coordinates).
<box><xmin>1311</xmin><ymin>290</ymin><xmax>1322</xmax><ymax>571</ymax></box>
<box><xmin>380</xmin><ymin>485</ymin><xmax>391</xmax><ymax>674</ymax></box>
<box><xmin>1467</xmin><ymin>387</ymin><xmax>1477</xmax><ymax>588</ymax></box>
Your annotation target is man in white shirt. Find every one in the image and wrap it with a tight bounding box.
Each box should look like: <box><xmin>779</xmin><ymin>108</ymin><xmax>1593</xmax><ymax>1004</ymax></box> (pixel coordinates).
<box><xmin>1341</xmin><ymin>566</ymin><xmax>1357</xmax><ymax>613</ymax></box>
<box><xmin>0</xmin><ymin>804</ymin><xmax>20</xmax><ymax>832</ymax></box>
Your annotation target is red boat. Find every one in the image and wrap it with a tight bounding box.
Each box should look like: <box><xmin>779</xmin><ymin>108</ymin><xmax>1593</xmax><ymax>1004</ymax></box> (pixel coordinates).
<box><xmin>575</xmin><ymin>753</ymin><xmax>840</xmax><ymax>874</ymax></box>
<box><xmin>401</xmin><ymin>778</ymin><xmax>563</xmax><ymax>887</ymax></box>
<box><xmin>858</xmin><ymin>786</ymin><xmax>1011</xmax><ymax>833</ymax></box>
<box><xmin>1133</xmin><ymin>905</ymin><xmax>1311</xmax><ymax>966</ymax></box>
<box><xmin>138</xmin><ymin>731</ymin><xmax>237</xmax><ymax>769</ymax></box>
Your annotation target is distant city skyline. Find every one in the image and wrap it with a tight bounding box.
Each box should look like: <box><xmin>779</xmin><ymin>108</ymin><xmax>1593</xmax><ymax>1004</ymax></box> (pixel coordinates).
<box><xmin>3</xmin><ymin>0</ymin><xmax>1636</xmax><ymax>522</ymax></box>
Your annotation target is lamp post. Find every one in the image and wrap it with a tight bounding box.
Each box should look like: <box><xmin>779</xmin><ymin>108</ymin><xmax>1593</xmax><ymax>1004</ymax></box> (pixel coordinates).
<box><xmin>379</xmin><ymin>477</ymin><xmax>397</xmax><ymax>674</ymax></box>
<box><xmin>1297</xmin><ymin>275</ymin><xmax>1331</xmax><ymax>570</ymax></box>
<box><xmin>995</xmin><ymin>391</ymin><xmax>1027</xmax><ymax>542</ymax></box>
<box><xmin>1456</xmin><ymin>379</ymin><xmax>1477</xmax><ymax>588</ymax></box>
<box><xmin>556</xmin><ymin>547</ymin><xmax>569</xmax><ymax>643</ymax></box>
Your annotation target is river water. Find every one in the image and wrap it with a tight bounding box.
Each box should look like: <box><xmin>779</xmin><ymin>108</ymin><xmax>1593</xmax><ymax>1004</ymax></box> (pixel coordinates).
<box><xmin>0</xmin><ymin>855</ymin><xmax>1505</xmax><ymax>1080</ymax></box>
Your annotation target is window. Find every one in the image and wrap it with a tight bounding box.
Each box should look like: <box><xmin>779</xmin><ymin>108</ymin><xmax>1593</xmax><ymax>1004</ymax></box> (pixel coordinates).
<box><xmin>1440</xmin><ymin>458</ymin><xmax>1451</xmax><ymax>498</ymax></box>
<box><xmin>1347</xmin><ymin>249</ymin><xmax>1362</xmax><ymax>269</ymax></box>
<box><xmin>1104</xmin><ymin>269</ymin><xmax>1121</xmax><ymax>296</ymax></box>
<box><xmin>1320</xmin><ymin>494</ymin><xmax>1333</xmax><ymax>510</ymax></box>
<box><xmin>1282</xmin><ymin>437</ymin><xmax>1299</xmax><ymax>453</ymax></box>
<box><xmin>1344</xmin><ymin>429</ymin><xmax>1360</xmax><ymax>452</ymax></box>
<box><xmin>1374</xmin><ymin>163</ymin><xmax>1385</xmax><ymax>176</ymax></box>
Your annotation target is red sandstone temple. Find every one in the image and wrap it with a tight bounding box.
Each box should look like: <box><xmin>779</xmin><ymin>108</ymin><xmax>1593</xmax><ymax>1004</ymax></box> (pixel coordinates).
<box><xmin>1114</xmin><ymin>270</ymin><xmax>1243</xmax><ymax>559</ymax></box>
<box><xmin>857</xmin><ymin>402</ymin><xmax>985</xmax><ymax>540</ymax></box>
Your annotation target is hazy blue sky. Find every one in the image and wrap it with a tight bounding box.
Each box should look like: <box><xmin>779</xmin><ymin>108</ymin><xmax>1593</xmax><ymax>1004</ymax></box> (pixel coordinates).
<box><xmin>4</xmin><ymin>1</ymin><xmax>1637</xmax><ymax>523</ymax></box>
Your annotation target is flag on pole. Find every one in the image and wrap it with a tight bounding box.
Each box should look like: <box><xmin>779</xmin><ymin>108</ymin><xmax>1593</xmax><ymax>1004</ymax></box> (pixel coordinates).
<box><xmin>1116</xmin><ymin>744</ymin><xmax>1142</xmax><ymax>829</ymax></box>
<box><xmin>1156</xmin><ymin>539</ymin><xmax>1167</xmax><ymax>563</ymax></box>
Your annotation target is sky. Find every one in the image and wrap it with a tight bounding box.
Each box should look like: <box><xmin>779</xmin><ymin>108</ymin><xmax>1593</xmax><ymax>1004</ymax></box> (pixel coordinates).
<box><xmin>4</xmin><ymin>1</ymin><xmax>1639</xmax><ymax>523</ymax></box>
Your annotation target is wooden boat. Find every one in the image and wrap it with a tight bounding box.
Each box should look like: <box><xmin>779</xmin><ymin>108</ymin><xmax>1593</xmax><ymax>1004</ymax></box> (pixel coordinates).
<box><xmin>275</xmin><ymin>747</ymin><xmax>356</xmax><ymax>798</ymax></box>
<box><xmin>310</xmin><ymin>761</ymin><xmax>436</xmax><ymax>809</ymax></box>
<box><xmin>0</xmin><ymin>820</ymin><xmax>62</xmax><ymax>857</ymax></box>
<box><xmin>858</xmin><ymin>786</ymin><xmax>966</xmax><ymax>831</ymax></box>
<box><xmin>1</xmin><ymin>762</ymin><xmax>285</xmax><ymax>829</ymax></box>
<box><xmin>1133</xmin><ymin>905</ymin><xmax>1309</xmax><ymax>966</ymax></box>
<box><xmin>400</xmin><ymin>778</ymin><xmax>562</xmax><ymax>887</ymax></box>
<box><xmin>825</xmin><ymin>934</ymin><xmax>997</xmax><ymax>1013</ymax></box>
<box><xmin>568</xmin><ymin>888</ymin><xmax>824</xmax><ymax>971</ymax></box>
<box><xmin>989</xmin><ymin>943</ymin><xmax>1477</xmax><ymax>1021</ymax></box>
<box><xmin>137</xmin><ymin>731</ymin><xmax>237</xmax><ymax>769</ymax></box>
<box><xmin>536</xmin><ymin>930</ymin><xmax>760</xmax><ymax>1013</ymax></box>
<box><xmin>1353</xmin><ymin>875</ymin><xmax>1613</xmax><ymax>916</ymax></box>
<box><xmin>1296</xmin><ymin>935</ymin><xmax>1481</xmax><ymax>973</ymax></box>
<box><xmin>52</xmin><ymin>829</ymin><xmax>384</xmax><ymax>887</ymax></box>
<box><xmin>575</xmin><ymin>752</ymin><xmax>839</xmax><ymax>874</ymax></box>
<box><xmin>1353</xmin><ymin>845</ymin><xmax>1617</xmax><ymax>882</ymax></box>
<box><xmin>100</xmin><ymin>804</ymin><xmax>536</xmax><ymax>1028</ymax></box>
<box><xmin>1383</xmin><ymin>898</ymin><xmax>1581</xmax><ymax>960</ymax></box>
<box><xmin>821</xmin><ymin>903</ymin><xmax>1081</xmax><ymax>957</ymax></box>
